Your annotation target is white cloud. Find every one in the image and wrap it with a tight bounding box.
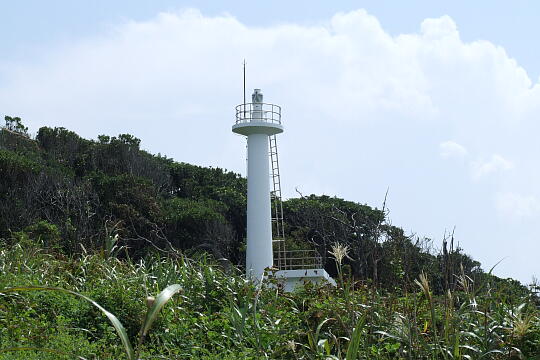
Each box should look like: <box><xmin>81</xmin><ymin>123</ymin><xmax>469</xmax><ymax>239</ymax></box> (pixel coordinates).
<box><xmin>471</xmin><ymin>155</ymin><xmax>513</xmax><ymax>180</ymax></box>
<box><xmin>0</xmin><ymin>8</ymin><xmax>539</xmax><ymax>282</ymax></box>
<box><xmin>439</xmin><ymin>140</ymin><xmax>467</xmax><ymax>159</ymax></box>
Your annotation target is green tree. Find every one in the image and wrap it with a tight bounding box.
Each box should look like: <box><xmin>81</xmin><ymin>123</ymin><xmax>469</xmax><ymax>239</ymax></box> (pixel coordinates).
<box><xmin>4</xmin><ymin>115</ymin><xmax>28</xmax><ymax>136</ymax></box>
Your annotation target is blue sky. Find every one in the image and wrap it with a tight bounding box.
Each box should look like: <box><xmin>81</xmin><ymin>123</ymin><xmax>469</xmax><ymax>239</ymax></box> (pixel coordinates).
<box><xmin>1</xmin><ymin>1</ymin><xmax>539</xmax><ymax>284</ymax></box>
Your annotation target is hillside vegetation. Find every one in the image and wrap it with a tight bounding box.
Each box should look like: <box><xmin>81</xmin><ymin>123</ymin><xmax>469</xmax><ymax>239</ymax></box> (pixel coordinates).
<box><xmin>1</xmin><ymin>116</ymin><xmax>539</xmax><ymax>359</ymax></box>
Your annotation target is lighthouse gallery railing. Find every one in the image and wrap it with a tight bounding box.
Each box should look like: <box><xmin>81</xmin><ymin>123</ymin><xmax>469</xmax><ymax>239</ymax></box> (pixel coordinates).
<box><xmin>235</xmin><ymin>103</ymin><xmax>282</xmax><ymax>125</ymax></box>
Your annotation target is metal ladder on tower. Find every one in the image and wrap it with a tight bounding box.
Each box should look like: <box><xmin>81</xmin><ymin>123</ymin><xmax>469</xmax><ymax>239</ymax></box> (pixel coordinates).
<box><xmin>269</xmin><ymin>134</ymin><xmax>286</xmax><ymax>270</ymax></box>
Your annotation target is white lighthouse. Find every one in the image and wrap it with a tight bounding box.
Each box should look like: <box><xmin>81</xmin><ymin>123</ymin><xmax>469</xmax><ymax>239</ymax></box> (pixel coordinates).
<box><xmin>233</xmin><ymin>88</ymin><xmax>335</xmax><ymax>290</ymax></box>
<box><xmin>233</xmin><ymin>89</ymin><xmax>282</xmax><ymax>280</ymax></box>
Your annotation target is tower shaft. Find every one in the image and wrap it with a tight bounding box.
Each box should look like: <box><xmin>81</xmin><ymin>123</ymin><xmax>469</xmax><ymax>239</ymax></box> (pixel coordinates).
<box><xmin>246</xmin><ymin>133</ymin><xmax>273</xmax><ymax>279</ymax></box>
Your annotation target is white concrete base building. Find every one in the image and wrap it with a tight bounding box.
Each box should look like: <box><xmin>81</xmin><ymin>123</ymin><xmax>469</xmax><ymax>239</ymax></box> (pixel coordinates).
<box><xmin>273</xmin><ymin>269</ymin><xmax>336</xmax><ymax>292</ymax></box>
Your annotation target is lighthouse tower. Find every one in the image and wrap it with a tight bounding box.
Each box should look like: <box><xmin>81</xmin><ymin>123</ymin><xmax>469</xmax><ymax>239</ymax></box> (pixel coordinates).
<box><xmin>233</xmin><ymin>89</ymin><xmax>282</xmax><ymax>280</ymax></box>
<box><xmin>233</xmin><ymin>88</ymin><xmax>335</xmax><ymax>290</ymax></box>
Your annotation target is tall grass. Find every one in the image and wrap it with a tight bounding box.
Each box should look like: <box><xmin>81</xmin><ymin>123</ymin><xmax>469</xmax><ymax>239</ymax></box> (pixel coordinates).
<box><xmin>0</xmin><ymin>241</ymin><xmax>539</xmax><ymax>359</ymax></box>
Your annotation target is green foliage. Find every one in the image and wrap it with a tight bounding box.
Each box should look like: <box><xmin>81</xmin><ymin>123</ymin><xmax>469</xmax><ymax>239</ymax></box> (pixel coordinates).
<box><xmin>14</xmin><ymin>221</ymin><xmax>61</xmax><ymax>250</ymax></box>
<box><xmin>4</xmin><ymin>116</ymin><xmax>28</xmax><ymax>136</ymax></box>
<box><xmin>0</xmin><ymin>241</ymin><xmax>538</xmax><ymax>359</ymax></box>
<box><xmin>0</xmin><ymin>149</ymin><xmax>42</xmax><ymax>182</ymax></box>
<box><xmin>3</xmin><ymin>285</ymin><xmax>136</xmax><ymax>359</ymax></box>
<box><xmin>2</xmin><ymin>283</ymin><xmax>184</xmax><ymax>360</ymax></box>
<box><xmin>1</xmin><ymin>125</ymin><xmax>250</xmax><ymax>261</ymax></box>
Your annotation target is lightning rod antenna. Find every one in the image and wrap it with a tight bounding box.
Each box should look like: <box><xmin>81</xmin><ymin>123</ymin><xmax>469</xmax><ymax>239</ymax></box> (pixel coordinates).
<box><xmin>243</xmin><ymin>59</ymin><xmax>246</xmax><ymax>105</ymax></box>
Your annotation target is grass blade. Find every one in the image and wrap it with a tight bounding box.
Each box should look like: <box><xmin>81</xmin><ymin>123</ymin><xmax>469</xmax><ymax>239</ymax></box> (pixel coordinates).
<box><xmin>315</xmin><ymin>318</ymin><xmax>334</xmax><ymax>343</ymax></box>
<box><xmin>346</xmin><ymin>315</ymin><xmax>366</xmax><ymax>360</ymax></box>
<box><xmin>140</xmin><ymin>284</ymin><xmax>182</xmax><ymax>337</ymax></box>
